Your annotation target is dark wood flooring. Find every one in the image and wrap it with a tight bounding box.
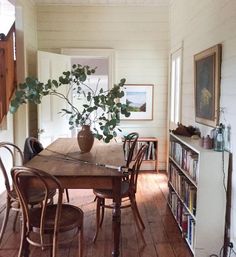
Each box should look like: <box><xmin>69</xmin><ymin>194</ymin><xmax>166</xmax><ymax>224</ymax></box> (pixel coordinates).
<box><xmin>0</xmin><ymin>171</ymin><xmax>192</xmax><ymax>257</ymax></box>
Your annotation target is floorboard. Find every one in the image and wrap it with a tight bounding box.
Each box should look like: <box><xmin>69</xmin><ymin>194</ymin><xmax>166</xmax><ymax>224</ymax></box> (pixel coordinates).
<box><xmin>0</xmin><ymin>171</ymin><xmax>192</xmax><ymax>257</ymax></box>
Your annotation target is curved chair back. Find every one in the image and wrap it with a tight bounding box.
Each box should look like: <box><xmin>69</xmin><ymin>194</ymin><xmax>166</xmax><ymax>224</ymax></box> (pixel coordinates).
<box><xmin>11</xmin><ymin>166</ymin><xmax>63</xmax><ymax>250</ymax></box>
<box><xmin>123</xmin><ymin>132</ymin><xmax>139</xmax><ymax>167</ymax></box>
<box><xmin>23</xmin><ymin>137</ymin><xmax>44</xmax><ymax>163</ymax></box>
<box><xmin>0</xmin><ymin>142</ymin><xmax>24</xmax><ymax>197</ymax></box>
<box><xmin>129</xmin><ymin>144</ymin><xmax>147</xmax><ymax>194</ymax></box>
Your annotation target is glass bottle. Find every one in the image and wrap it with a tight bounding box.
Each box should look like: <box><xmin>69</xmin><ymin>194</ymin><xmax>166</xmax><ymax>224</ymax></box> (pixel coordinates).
<box><xmin>214</xmin><ymin>124</ymin><xmax>224</xmax><ymax>152</ymax></box>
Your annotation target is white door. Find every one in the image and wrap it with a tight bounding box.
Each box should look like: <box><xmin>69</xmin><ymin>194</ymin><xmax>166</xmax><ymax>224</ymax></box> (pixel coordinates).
<box><xmin>37</xmin><ymin>51</ymin><xmax>72</xmax><ymax>146</ymax></box>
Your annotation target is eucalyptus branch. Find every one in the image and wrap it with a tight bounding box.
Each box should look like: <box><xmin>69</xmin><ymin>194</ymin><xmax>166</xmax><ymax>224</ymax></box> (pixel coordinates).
<box><xmin>80</xmin><ymin>81</ymin><xmax>96</xmax><ymax>96</ymax></box>
<box><xmin>10</xmin><ymin>64</ymin><xmax>131</xmax><ymax>143</ymax></box>
<box><xmin>94</xmin><ymin>78</ymin><xmax>100</xmax><ymax>96</ymax></box>
<box><xmin>50</xmin><ymin>91</ymin><xmax>79</xmax><ymax>113</ymax></box>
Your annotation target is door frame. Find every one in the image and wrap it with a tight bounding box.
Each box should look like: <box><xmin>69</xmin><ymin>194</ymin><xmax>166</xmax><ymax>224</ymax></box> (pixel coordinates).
<box><xmin>61</xmin><ymin>48</ymin><xmax>115</xmax><ymax>89</ymax></box>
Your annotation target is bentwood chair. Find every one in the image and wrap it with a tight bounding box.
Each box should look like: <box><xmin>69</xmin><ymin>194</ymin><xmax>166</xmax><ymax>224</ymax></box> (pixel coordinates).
<box><xmin>0</xmin><ymin>142</ymin><xmax>54</xmax><ymax>246</ymax></box>
<box><xmin>123</xmin><ymin>132</ymin><xmax>139</xmax><ymax>168</ymax></box>
<box><xmin>93</xmin><ymin>144</ymin><xmax>147</xmax><ymax>243</ymax></box>
<box><xmin>93</xmin><ymin>132</ymin><xmax>139</xmax><ymax>204</ymax></box>
<box><xmin>11</xmin><ymin>166</ymin><xmax>84</xmax><ymax>257</ymax></box>
<box><xmin>23</xmin><ymin>137</ymin><xmax>70</xmax><ymax>203</ymax></box>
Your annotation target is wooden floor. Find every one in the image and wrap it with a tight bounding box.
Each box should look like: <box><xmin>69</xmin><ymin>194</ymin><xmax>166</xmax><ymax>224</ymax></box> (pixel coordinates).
<box><xmin>0</xmin><ymin>171</ymin><xmax>192</xmax><ymax>257</ymax></box>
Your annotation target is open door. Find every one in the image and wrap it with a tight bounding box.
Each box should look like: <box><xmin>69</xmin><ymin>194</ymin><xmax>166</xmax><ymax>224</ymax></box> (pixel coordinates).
<box><xmin>37</xmin><ymin>51</ymin><xmax>71</xmax><ymax>146</ymax></box>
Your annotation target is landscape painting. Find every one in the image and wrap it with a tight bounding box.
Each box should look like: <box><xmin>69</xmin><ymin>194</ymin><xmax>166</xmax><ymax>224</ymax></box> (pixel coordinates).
<box><xmin>121</xmin><ymin>84</ymin><xmax>153</xmax><ymax>120</ymax></box>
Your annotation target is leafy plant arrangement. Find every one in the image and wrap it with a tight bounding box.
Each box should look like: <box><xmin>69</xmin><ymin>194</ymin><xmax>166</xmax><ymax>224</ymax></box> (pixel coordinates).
<box><xmin>10</xmin><ymin>64</ymin><xmax>130</xmax><ymax>143</ymax></box>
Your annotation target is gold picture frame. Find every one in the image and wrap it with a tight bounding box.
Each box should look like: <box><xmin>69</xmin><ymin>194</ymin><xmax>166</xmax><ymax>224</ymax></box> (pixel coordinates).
<box><xmin>194</xmin><ymin>44</ymin><xmax>222</xmax><ymax>127</ymax></box>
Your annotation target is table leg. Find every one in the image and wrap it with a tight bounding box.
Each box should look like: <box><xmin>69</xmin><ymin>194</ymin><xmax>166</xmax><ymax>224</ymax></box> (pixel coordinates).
<box><xmin>112</xmin><ymin>177</ymin><xmax>121</xmax><ymax>257</ymax></box>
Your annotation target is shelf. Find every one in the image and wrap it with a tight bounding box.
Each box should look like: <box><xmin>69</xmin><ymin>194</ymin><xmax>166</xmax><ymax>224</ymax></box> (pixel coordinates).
<box><xmin>167</xmin><ymin>202</ymin><xmax>195</xmax><ymax>255</ymax></box>
<box><xmin>168</xmin><ymin>133</ymin><xmax>229</xmax><ymax>257</ymax></box>
<box><xmin>169</xmin><ymin>156</ymin><xmax>197</xmax><ymax>187</ymax></box>
<box><xmin>128</xmin><ymin>137</ymin><xmax>158</xmax><ymax>172</ymax></box>
<box><xmin>168</xmin><ymin>181</ymin><xmax>196</xmax><ymax>220</ymax></box>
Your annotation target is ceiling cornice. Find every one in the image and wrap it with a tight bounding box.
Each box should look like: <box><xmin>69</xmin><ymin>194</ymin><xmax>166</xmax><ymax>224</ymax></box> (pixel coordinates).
<box><xmin>33</xmin><ymin>0</ymin><xmax>169</xmax><ymax>6</ymax></box>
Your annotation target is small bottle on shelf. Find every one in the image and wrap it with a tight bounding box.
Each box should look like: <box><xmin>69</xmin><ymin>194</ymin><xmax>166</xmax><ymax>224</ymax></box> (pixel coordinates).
<box><xmin>214</xmin><ymin>124</ymin><xmax>224</xmax><ymax>152</ymax></box>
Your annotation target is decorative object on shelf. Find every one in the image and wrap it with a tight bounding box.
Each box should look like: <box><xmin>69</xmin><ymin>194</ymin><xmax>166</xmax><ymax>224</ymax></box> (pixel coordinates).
<box><xmin>10</xmin><ymin>64</ymin><xmax>131</xmax><ymax>151</ymax></box>
<box><xmin>194</xmin><ymin>44</ymin><xmax>222</xmax><ymax>127</ymax></box>
<box><xmin>171</xmin><ymin>123</ymin><xmax>201</xmax><ymax>137</ymax></box>
<box><xmin>214</xmin><ymin>123</ymin><xmax>224</xmax><ymax>152</ymax></box>
<box><xmin>120</xmin><ymin>84</ymin><xmax>153</xmax><ymax>120</ymax></box>
<box><xmin>200</xmin><ymin>135</ymin><xmax>213</xmax><ymax>149</ymax></box>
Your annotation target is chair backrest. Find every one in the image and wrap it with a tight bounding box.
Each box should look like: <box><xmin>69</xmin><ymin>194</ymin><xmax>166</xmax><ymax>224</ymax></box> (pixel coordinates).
<box><xmin>123</xmin><ymin>132</ymin><xmax>139</xmax><ymax>167</ymax></box>
<box><xmin>23</xmin><ymin>137</ymin><xmax>44</xmax><ymax>163</ymax></box>
<box><xmin>0</xmin><ymin>142</ymin><xmax>23</xmax><ymax>196</ymax></box>
<box><xmin>11</xmin><ymin>166</ymin><xmax>63</xmax><ymax>248</ymax></box>
<box><xmin>129</xmin><ymin>144</ymin><xmax>147</xmax><ymax>193</ymax></box>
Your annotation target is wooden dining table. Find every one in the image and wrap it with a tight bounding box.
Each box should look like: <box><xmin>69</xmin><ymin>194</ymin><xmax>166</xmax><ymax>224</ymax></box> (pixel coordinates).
<box><xmin>25</xmin><ymin>138</ymin><xmax>126</xmax><ymax>257</ymax></box>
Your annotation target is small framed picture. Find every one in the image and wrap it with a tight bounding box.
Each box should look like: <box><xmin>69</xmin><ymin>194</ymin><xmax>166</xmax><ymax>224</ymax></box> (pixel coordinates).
<box><xmin>121</xmin><ymin>84</ymin><xmax>153</xmax><ymax>120</ymax></box>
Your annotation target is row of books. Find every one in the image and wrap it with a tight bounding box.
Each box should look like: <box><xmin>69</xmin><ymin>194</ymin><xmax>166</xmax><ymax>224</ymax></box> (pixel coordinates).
<box><xmin>182</xmin><ymin>210</ymin><xmax>196</xmax><ymax>249</ymax></box>
<box><xmin>169</xmin><ymin>191</ymin><xmax>196</xmax><ymax>249</ymax></box>
<box><xmin>169</xmin><ymin>140</ymin><xmax>199</xmax><ymax>182</ymax></box>
<box><xmin>125</xmin><ymin>141</ymin><xmax>156</xmax><ymax>161</ymax></box>
<box><xmin>169</xmin><ymin>163</ymin><xmax>197</xmax><ymax>216</ymax></box>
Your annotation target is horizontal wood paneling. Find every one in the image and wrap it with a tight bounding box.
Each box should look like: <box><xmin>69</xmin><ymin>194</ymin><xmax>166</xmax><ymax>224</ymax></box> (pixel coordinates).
<box><xmin>170</xmin><ymin>0</ymin><xmax>236</xmax><ymax>251</ymax></box>
<box><xmin>37</xmin><ymin>5</ymin><xmax>169</xmax><ymax>170</ymax></box>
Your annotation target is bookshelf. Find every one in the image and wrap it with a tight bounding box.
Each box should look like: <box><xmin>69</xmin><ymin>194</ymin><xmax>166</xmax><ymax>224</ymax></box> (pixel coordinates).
<box><xmin>168</xmin><ymin>133</ymin><xmax>229</xmax><ymax>257</ymax></box>
<box><xmin>139</xmin><ymin>137</ymin><xmax>158</xmax><ymax>172</ymax></box>
<box><xmin>124</xmin><ymin>137</ymin><xmax>158</xmax><ymax>172</ymax></box>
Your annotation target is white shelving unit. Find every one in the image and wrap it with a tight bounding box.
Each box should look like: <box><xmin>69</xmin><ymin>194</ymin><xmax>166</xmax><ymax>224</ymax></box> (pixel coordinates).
<box><xmin>137</xmin><ymin>137</ymin><xmax>158</xmax><ymax>172</ymax></box>
<box><xmin>168</xmin><ymin>133</ymin><xmax>229</xmax><ymax>257</ymax></box>
<box><xmin>124</xmin><ymin>137</ymin><xmax>158</xmax><ymax>172</ymax></box>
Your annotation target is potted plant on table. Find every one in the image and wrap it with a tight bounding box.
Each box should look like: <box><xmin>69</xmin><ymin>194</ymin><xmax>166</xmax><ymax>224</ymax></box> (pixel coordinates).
<box><xmin>10</xmin><ymin>64</ymin><xmax>130</xmax><ymax>152</ymax></box>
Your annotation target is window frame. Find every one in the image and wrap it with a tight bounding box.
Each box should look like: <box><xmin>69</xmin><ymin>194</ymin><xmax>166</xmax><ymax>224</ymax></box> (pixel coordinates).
<box><xmin>169</xmin><ymin>47</ymin><xmax>183</xmax><ymax>130</ymax></box>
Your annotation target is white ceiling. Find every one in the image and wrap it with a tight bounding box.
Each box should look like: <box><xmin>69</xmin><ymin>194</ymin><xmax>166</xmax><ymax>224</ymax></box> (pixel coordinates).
<box><xmin>32</xmin><ymin>0</ymin><xmax>169</xmax><ymax>6</ymax></box>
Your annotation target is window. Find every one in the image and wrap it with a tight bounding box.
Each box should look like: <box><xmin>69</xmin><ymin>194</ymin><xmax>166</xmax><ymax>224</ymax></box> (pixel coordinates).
<box><xmin>169</xmin><ymin>47</ymin><xmax>182</xmax><ymax>129</ymax></box>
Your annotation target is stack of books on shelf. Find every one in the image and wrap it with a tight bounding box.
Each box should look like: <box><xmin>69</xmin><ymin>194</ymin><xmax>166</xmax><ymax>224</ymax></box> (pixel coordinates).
<box><xmin>170</xmin><ymin>140</ymin><xmax>199</xmax><ymax>182</ymax></box>
<box><xmin>182</xmin><ymin>148</ymin><xmax>198</xmax><ymax>181</ymax></box>
<box><xmin>182</xmin><ymin>209</ymin><xmax>195</xmax><ymax>249</ymax></box>
<box><xmin>169</xmin><ymin>163</ymin><xmax>197</xmax><ymax>216</ymax></box>
<box><xmin>125</xmin><ymin>141</ymin><xmax>156</xmax><ymax>161</ymax></box>
<box><xmin>182</xmin><ymin>180</ymin><xmax>196</xmax><ymax>216</ymax></box>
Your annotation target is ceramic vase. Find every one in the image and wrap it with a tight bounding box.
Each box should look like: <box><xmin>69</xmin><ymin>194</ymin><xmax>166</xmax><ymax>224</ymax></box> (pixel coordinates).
<box><xmin>77</xmin><ymin>125</ymin><xmax>94</xmax><ymax>153</ymax></box>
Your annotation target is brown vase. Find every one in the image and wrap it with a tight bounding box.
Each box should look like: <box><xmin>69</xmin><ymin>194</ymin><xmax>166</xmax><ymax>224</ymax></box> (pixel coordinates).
<box><xmin>77</xmin><ymin>125</ymin><xmax>94</xmax><ymax>153</ymax></box>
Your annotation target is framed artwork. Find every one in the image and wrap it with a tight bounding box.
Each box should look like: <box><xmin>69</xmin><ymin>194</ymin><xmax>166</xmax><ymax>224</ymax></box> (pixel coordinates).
<box><xmin>121</xmin><ymin>84</ymin><xmax>153</xmax><ymax>120</ymax></box>
<box><xmin>194</xmin><ymin>44</ymin><xmax>222</xmax><ymax>127</ymax></box>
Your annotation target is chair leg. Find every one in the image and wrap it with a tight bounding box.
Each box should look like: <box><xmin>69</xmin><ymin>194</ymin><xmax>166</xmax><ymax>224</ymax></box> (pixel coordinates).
<box><xmin>99</xmin><ymin>198</ymin><xmax>105</xmax><ymax>228</ymax></box>
<box><xmin>13</xmin><ymin>202</ymin><xmax>20</xmax><ymax>232</ymax></box>
<box><xmin>0</xmin><ymin>196</ymin><xmax>11</xmax><ymax>246</ymax></box>
<box><xmin>130</xmin><ymin>195</ymin><xmax>145</xmax><ymax>230</ymax></box>
<box><xmin>78</xmin><ymin>222</ymin><xmax>83</xmax><ymax>257</ymax></box>
<box><xmin>65</xmin><ymin>189</ymin><xmax>70</xmax><ymax>203</ymax></box>
<box><xmin>18</xmin><ymin>221</ymin><xmax>28</xmax><ymax>257</ymax></box>
<box><xmin>52</xmin><ymin>232</ymin><xmax>58</xmax><ymax>257</ymax></box>
<box><xmin>93</xmin><ymin>197</ymin><xmax>102</xmax><ymax>243</ymax></box>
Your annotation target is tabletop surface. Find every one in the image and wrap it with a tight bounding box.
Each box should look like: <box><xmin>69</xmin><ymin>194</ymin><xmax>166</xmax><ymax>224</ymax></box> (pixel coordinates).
<box><xmin>25</xmin><ymin>138</ymin><xmax>126</xmax><ymax>178</ymax></box>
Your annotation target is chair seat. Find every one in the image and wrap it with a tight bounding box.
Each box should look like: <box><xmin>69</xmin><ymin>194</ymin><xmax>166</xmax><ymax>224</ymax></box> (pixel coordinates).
<box><xmin>93</xmin><ymin>180</ymin><xmax>129</xmax><ymax>199</ymax></box>
<box><xmin>10</xmin><ymin>188</ymin><xmax>56</xmax><ymax>204</ymax></box>
<box><xmin>29</xmin><ymin>204</ymin><xmax>83</xmax><ymax>233</ymax></box>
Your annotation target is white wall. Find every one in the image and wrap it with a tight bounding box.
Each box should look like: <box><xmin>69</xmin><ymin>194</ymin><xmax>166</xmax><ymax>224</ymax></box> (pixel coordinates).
<box><xmin>14</xmin><ymin>0</ymin><xmax>38</xmax><ymax>149</ymax></box>
<box><xmin>169</xmin><ymin>0</ymin><xmax>236</xmax><ymax>254</ymax></box>
<box><xmin>36</xmin><ymin>5</ymin><xmax>169</xmax><ymax>170</ymax></box>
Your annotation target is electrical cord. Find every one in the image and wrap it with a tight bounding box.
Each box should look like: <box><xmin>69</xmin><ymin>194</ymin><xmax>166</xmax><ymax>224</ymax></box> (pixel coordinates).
<box><xmin>222</xmin><ymin>149</ymin><xmax>227</xmax><ymax>194</ymax></box>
